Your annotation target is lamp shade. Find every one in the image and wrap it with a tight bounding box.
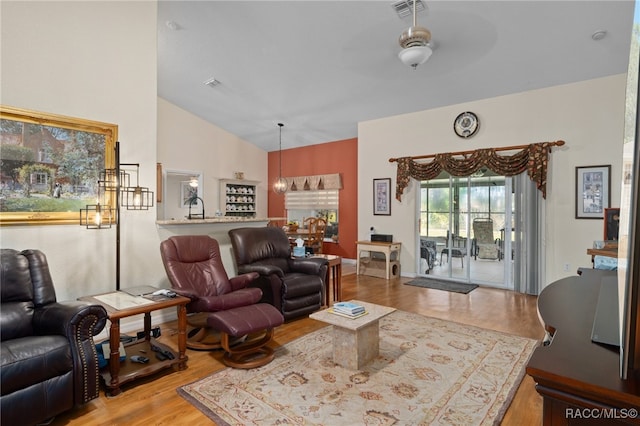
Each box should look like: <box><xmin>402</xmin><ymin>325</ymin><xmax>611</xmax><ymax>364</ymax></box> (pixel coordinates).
<box><xmin>398</xmin><ymin>45</ymin><xmax>432</xmax><ymax>69</ymax></box>
<box><xmin>121</xmin><ymin>185</ymin><xmax>154</xmax><ymax>210</ymax></box>
<box><xmin>80</xmin><ymin>203</ymin><xmax>114</xmax><ymax>229</ymax></box>
<box><xmin>273</xmin><ymin>176</ymin><xmax>288</xmax><ymax>194</ymax></box>
<box><xmin>100</xmin><ymin>168</ymin><xmax>129</xmax><ymax>192</ymax></box>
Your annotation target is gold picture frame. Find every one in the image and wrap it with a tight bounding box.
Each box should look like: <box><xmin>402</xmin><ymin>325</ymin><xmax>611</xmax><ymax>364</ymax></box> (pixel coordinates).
<box><xmin>0</xmin><ymin>105</ymin><xmax>117</xmax><ymax>225</ymax></box>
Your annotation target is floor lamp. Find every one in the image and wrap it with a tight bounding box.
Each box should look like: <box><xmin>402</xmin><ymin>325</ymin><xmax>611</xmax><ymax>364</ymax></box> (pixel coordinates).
<box><xmin>80</xmin><ymin>142</ymin><xmax>154</xmax><ymax>291</ymax></box>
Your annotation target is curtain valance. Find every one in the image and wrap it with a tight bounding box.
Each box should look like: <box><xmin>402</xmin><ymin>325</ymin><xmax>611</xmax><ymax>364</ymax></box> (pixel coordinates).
<box><xmin>286</xmin><ymin>173</ymin><xmax>342</xmax><ymax>191</ymax></box>
<box><xmin>389</xmin><ymin>141</ymin><xmax>564</xmax><ymax>201</ymax></box>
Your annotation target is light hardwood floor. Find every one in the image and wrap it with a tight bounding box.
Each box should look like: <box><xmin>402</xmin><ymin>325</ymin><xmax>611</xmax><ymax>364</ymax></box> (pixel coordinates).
<box><xmin>53</xmin><ymin>271</ymin><xmax>544</xmax><ymax>425</ymax></box>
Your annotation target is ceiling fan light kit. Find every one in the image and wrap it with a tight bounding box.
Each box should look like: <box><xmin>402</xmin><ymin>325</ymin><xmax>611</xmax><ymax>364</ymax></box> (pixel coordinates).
<box><xmin>398</xmin><ymin>44</ymin><xmax>432</xmax><ymax>68</ymax></box>
<box><xmin>398</xmin><ymin>0</ymin><xmax>432</xmax><ymax>69</ymax></box>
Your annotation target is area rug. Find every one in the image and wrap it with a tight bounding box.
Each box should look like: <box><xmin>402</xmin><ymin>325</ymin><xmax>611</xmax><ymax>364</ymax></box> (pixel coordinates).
<box><xmin>178</xmin><ymin>310</ymin><xmax>538</xmax><ymax>425</ymax></box>
<box><xmin>405</xmin><ymin>278</ymin><xmax>479</xmax><ymax>294</ymax></box>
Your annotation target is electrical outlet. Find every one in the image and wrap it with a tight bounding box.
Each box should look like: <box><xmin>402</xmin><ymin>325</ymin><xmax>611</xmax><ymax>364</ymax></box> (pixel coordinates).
<box><xmin>563</xmin><ymin>263</ymin><xmax>570</xmax><ymax>272</ymax></box>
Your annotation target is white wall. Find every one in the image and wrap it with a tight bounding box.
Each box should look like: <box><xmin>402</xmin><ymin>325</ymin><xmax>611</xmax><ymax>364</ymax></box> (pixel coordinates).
<box><xmin>157</xmin><ymin>98</ymin><xmax>268</xmax><ymax>220</ymax></box>
<box><xmin>156</xmin><ymin>98</ymin><xmax>269</xmax><ymax>272</ymax></box>
<box><xmin>358</xmin><ymin>74</ymin><xmax>626</xmax><ymax>288</ymax></box>
<box><xmin>1</xmin><ymin>1</ymin><xmax>159</xmax><ymax>302</ymax></box>
<box><xmin>0</xmin><ymin>2</ymin><xmax>268</xmax><ymax>333</ymax></box>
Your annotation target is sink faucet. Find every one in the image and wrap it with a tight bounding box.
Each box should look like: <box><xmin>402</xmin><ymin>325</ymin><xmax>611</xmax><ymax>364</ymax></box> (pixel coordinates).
<box><xmin>188</xmin><ymin>196</ymin><xmax>205</xmax><ymax>219</ymax></box>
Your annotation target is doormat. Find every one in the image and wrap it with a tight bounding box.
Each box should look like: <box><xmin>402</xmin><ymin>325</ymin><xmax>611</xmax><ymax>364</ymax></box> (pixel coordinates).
<box><xmin>178</xmin><ymin>310</ymin><xmax>537</xmax><ymax>425</ymax></box>
<box><xmin>405</xmin><ymin>277</ymin><xmax>479</xmax><ymax>294</ymax></box>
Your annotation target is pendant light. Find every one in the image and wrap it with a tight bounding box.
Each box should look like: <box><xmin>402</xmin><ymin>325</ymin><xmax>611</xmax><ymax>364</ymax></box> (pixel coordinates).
<box><xmin>398</xmin><ymin>0</ymin><xmax>432</xmax><ymax>69</ymax></box>
<box><xmin>272</xmin><ymin>123</ymin><xmax>288</xmax><ymax>194</ymax></box>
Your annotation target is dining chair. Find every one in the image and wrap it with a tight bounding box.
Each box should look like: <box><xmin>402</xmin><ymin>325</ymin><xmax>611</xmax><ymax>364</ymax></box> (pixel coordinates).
<box><xmin>303</xmin><ymin>217</ymin><xmax>327</xmax><ymax>254</ymax></box>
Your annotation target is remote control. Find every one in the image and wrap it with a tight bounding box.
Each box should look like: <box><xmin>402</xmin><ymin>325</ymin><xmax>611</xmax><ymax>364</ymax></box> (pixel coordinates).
<box><xmin>130</xmin><ymin>355</ymin><xmax>149</xmax><ymax>364</ymax></box>
<box><xmin>151</xmin><ymin>343</ymin><xmax>175</xmax><ymax>360</ymax></box>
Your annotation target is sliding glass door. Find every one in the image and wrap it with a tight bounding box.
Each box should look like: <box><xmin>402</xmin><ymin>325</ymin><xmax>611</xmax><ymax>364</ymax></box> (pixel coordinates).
<box><xmin>418</xmin><ymin>171</ymin><xmax>515</xmax><ymax>288</ymax></box>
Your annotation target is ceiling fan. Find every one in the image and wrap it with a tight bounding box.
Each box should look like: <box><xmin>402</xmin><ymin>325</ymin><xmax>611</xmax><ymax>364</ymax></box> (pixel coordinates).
<box><xmin>397</xmin><ymin>0</ymin><xmax>432</xmax><ymax>69</ymax></box>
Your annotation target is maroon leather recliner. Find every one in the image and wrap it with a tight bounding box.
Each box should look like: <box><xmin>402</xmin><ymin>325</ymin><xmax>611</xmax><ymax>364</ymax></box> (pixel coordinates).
<box><xmin>160</xmin><ymin>235</ymin><xmax>263</xmax><ymax>349</ymax></box>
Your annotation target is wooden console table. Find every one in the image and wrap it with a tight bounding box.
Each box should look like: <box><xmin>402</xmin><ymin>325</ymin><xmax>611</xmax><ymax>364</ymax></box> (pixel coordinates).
<box><xmin>356</xmin><ymin>240</ymin><xmax>401</xmax><ymax>280</ymax></box>
<box><xmin>79</xmin><ymin>292</ymin><xmax>189</xmax><ymax>396</ymax></box>
<box><xmin>526</xmin><ymin>273</ymin><xmax>640</xmax><ymax>425</ymax></box>
<box><xmin>587</xmin><ymin>247</ymin><xmax>618</xmax><ymax>263</ymax></box>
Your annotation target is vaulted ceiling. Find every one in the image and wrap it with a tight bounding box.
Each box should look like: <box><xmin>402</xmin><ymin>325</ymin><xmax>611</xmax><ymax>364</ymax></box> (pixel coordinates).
<box><xmin>158</xmin><ymin>1</ymin><xmax>634</xmax><ymax>152</ymax></box>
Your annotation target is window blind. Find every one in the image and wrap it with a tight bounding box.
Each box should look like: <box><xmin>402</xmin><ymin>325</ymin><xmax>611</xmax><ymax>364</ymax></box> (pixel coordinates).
<box><xmin>285</xmin><ymin>189</ymin><xmax>339</xmax><ymax>210</ymax></box>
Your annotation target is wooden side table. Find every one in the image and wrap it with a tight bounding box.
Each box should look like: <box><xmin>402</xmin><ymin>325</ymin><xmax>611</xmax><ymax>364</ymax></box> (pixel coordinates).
<box><xmin>78</xmin><ymin>291</ymin><xmax>189</xmax><ymax>396</ymax></box>
<box><xmin>586</xmin><ymin>247</ymin><xmax>618</xmax><ymax>266</ymax></box>
<box><xmin>312</xmin><ymin>254</ymin><xmax>342</xmax><ymax>305</ymax></box>
<box><xmin>356</xmin><ymin>241</ymin><xmax>401</xmax><ymax>280</ymax></box>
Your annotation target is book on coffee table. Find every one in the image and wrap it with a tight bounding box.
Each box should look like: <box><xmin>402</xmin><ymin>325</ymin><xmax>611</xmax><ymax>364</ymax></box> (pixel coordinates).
<box><xmin>333</xmin><ymin>301</ymin><xmax>365</xmax><ymax>316</ymax></box>
<box><xmin>330</xmin><ymin>302</ymin><xmax>368</xmax><ymax>319</ymax></box>
<box><xmin>328</xmin><ymin>308</ymin><xmax>369</xmax><ymax>319</ymax></box>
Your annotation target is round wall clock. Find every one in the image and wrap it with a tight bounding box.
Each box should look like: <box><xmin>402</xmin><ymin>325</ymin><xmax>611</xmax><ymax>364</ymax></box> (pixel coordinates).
<box><xmin>453</xmin><ymin>111</ymin><xmax>480</xmax><ymax>138</ymax></box>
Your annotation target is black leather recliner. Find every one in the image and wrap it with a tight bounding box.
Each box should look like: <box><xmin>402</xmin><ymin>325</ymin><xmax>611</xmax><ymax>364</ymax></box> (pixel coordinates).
<box><xmin>1</xmin><ymin>249</ymin><xmax>108</xmax><ymax>426</ymax></box>
<box><xmin>228</xmin><ymin>227</ymin><xmax>328</xmax><ymax>321</ymax></box>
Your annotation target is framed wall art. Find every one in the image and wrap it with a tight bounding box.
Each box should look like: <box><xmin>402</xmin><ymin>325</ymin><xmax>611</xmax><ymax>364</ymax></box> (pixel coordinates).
<box><xmin>575</xmin><ymin>165</ymin><xmax>611</xmax><ymax>219</ymax></box>
<box><xmin>373</xmin><ymin>178</ymin><xmax>391</xmax><ymax>216</ymax></box>
<box><xmin>0</xmin><ymin>105</ymin><xmax>117</xmax><ymax>225</ymax></box>
<box><xmin>180</xmin><ymin>181</ymin><xmax>198</xmax><ymax>207</ymax></box>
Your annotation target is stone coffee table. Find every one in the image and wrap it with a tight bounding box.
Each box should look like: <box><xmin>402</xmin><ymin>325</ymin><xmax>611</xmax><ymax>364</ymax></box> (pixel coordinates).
<box><xmin>310</xmin><ymin>300</ymin><xmax>395</xmax><ymax>369</ymax></box>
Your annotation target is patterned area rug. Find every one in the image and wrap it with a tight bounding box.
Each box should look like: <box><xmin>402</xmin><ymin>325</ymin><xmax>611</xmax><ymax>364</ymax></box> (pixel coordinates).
<box><xmin>178</xmin><ymin>310</ymin><xmax>538</xmax><ymax>425</ymax></box>
<box><xmin>405</xmin><ymin>278</ymin><xmax>479</xmax><ymax>294</ymax></box>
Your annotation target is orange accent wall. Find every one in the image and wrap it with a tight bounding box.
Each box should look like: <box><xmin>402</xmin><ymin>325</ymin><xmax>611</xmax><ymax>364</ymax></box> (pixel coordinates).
<box><xmin>268</xmin><ymin>138</ymin><xmax>358</xmax><ymax>259</ymax></box>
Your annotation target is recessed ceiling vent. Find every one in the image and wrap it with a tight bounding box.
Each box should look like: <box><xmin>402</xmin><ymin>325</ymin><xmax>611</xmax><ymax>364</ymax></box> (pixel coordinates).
<box><xmin>203</xmin><ymin>77</ymin><xmax>220</xmax><ymax>88</ymax></box>
<box><xmin>392</xmin><ymin>0</ymin><xmax>426</xmax><ymax>19</ymax></box>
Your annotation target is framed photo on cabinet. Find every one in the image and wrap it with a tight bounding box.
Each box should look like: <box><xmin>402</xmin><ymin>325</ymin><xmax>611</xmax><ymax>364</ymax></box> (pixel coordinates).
<box><xmin>604</xmin><ymin>207</ymin><xmax>621</xmax><ymax>241</ymax></box>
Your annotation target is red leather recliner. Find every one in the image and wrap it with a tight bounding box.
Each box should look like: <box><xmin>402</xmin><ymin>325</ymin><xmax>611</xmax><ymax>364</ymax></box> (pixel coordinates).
<box><xmin>160</xmin><ymin>235</ymin><xmax>263</xmax><ymax>350</ymax></box>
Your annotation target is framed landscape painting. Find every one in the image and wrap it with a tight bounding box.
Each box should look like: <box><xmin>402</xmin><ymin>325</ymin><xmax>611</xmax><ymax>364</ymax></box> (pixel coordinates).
<box><xmin>0</xmin><ymin>106</ymin><xmax>117</xmax><ymax>225</ymax></box>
